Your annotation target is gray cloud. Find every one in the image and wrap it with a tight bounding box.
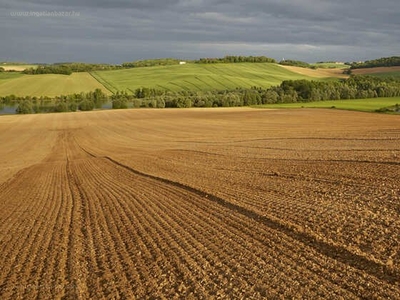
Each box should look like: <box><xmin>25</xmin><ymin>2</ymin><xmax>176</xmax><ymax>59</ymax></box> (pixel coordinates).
<box><xmin>1</xmin><ymin>0</ymin><xmax>399</xmax><ymax>63</ymax></box>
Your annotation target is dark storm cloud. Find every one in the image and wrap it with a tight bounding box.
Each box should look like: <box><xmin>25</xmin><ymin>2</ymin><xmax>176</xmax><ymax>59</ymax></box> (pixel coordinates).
<box><xmin>1</xmin><ymin>0</ymin><xmax>399</xmax><ymax>63</ymax></box>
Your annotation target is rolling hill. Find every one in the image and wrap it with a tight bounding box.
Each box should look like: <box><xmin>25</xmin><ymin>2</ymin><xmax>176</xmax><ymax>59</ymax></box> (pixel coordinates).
<box><xmin>90</xmin><ymin>63</ymin><xmax>321</xmax><ymax>93</ymax></box>
<box><xmin>0</xmin><ymin>62</ymin><xmax>358</xmax><ymax>97</ymax></box>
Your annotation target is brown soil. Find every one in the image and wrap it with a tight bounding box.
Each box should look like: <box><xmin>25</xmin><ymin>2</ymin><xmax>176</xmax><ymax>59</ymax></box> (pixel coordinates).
<box><xmin>279</xmin><ymin>65</ymin><xmax>349</xmax><ymax>78</ymax></box>
<box><xmin>351</xmin><ymin>66</ymin><xmax>400</xmax><ymax>75</ymax></box>
<box><xmin>0</xmin><ymin>108</ymin><xmax>399</xmax><ymax>299</ymax></box>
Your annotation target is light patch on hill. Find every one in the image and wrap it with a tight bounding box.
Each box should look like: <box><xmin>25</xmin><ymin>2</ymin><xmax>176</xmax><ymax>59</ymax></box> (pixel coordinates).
<box><xmin>1</xmin><ymin>65</ymin><xmax>38</xmax><ymax>71</ymax></box>
<box><xmin>278</xmin><ymin>65</ymin><xmax>349</xmax><ymax>78</ymax></box>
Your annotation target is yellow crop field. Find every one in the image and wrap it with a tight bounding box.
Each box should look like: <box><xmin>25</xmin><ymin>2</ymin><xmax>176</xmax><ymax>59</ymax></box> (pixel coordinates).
<box><xmin>0</xmin><ymin>72</ymin><xmax>111</xmax><ymax>97</ymax></box>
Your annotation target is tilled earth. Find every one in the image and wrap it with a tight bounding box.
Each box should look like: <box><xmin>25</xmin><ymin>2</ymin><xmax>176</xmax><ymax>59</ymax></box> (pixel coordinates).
<box><xmin>0</xmin><ymin>108</ymin><xmax>399</xmax><ymax>299</ymax></box>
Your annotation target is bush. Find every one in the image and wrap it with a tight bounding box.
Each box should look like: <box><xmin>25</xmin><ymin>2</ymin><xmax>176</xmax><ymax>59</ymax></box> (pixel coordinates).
<box><xmin>112</xmin><ymin>99</ymin><xmax>128</xmax><ymax>109</ymax></box>
<box><xmin>16</xmin><ymin>101</ymin><xmax>33</xmax><ymax>114</ymax></box>
<box><xmin>78</xmin><ymin>100</ymin><xmax>95</xmax><ymax>111</ymax></box>
<box><xmin>54</xmin><ymin>102</ymin><xmax>69</xmax><ymax>112</ymax></box>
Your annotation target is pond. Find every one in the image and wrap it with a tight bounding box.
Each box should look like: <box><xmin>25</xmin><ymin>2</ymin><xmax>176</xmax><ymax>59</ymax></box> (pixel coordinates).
<box><xmin>0</xmin><ymin>101</ymin><xmax>115</xmax><ymax>115</ymax></box>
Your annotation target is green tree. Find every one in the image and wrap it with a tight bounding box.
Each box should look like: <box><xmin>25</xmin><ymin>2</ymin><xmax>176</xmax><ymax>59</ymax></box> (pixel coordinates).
<box><xmin>79</xmin><ymin>100</ymin><xmax>95</xmax><ymax>111</ymax></box>
<box><xmin>16</xmin><ymin>100</ymin><xmax>33</xmax><ymax>114</ymax></box>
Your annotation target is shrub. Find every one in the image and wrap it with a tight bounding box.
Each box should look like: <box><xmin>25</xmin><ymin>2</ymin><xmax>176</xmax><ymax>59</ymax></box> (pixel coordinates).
<box><xmin>78</xmin><ymin>100</ymin><xmax>95</xmax><ymax>111</ymax></box>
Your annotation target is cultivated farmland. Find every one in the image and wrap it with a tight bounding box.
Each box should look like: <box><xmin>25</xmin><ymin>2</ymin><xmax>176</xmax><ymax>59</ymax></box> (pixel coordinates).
<box><xmin>0</xmin><ymin>72</ymin><xmax>111</xmax><ymax>97</ymax></box>
<box><xmin>257</xmin><ymin>97</ymin><xmax>400</xmax><ymax>112</ymax></box>
<box><xmin>0</xmin><ymin>108</ymin><xmax>399</xmax><ymax>299</ymax></box>
<box><xmin>90</xmin><ymin>63</ymin><xmax>315</xmax><ymax>93</ymax></box>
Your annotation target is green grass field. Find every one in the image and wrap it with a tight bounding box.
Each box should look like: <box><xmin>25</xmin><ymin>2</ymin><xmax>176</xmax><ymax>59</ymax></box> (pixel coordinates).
<box><xmin>0</xmin><ymin>72</ymin><xmax>24</xmax><ymax>81</ymax></box>
<box><xmin>255</xmin><ymin>97</ymin><xmax>400</xmax><ymax>112</ymax></box>
<box><xmin>0</xmin><ymin>72</ymin><xmax>111</xmax><ymax>97</ymax></box>
<box><xmin>91</xmin><ymin>63</ymin><xmax>317</xmax><ymax>93</ymax></box>
<box><xmin>368</xmin><ymin>71</ymin><xmax>400</xmax><ymax>79</ymax></box>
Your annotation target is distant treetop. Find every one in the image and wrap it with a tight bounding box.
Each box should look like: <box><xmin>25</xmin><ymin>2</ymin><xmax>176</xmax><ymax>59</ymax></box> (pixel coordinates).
<box><xmin>279</xmin><ymin>59</ymin><xmax>315</xmax><ymax>69</ymax></box>
<box><xmin>194</xmin><ymin>55</ymin><xmax>276</xmax><ymax>64</ymax></box>
<box><xmin>122</xmin><ymin>58</ymin><xmax>181</xmax><ymax>68</ymax></box>
<box><xmin>22</xmin><ymin>63</ymin><xmax>122</xmax><ymax>75</ymax></box>
<box><xmin>350</xmin><ymin>56</ymin><xmax>400</xmax><ymax>69</ymax></box>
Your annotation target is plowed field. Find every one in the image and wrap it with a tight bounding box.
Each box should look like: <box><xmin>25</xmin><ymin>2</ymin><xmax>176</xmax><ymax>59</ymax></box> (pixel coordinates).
<box><xmin>0</xmin><ymin>108</ymin><xmax>399</xmax><ymax>299</ymax></box>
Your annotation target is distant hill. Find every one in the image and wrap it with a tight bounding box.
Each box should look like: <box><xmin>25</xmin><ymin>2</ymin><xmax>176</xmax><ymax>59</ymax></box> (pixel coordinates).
<box><xmin>0</xmin><ymin>62</ymin><xmax>347</xmax><ymax>97</ymax></box>
<box><xmin>350</xmin><ymin>56</ymin><xmax>400</xmax><ymax>69</ymax></box>
<box><xmin>90</xmin><ymin>63</ymin><xmax>335</xmax><ymax>94</ymax></box>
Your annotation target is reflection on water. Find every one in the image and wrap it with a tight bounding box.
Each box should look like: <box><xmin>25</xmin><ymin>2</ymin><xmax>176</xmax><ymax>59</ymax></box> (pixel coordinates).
<box><xmin>0</xmin><ymin>105</ymin><xmax>17</xmax><ymax>115</ymax></box>
<box><xmin>0</xmin><ymin>101</ymin><xmax>115</xmax><ymax>115</ymax></box>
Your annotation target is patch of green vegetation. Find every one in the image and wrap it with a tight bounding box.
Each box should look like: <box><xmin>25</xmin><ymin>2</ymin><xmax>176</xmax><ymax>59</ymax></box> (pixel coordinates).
<box><xmin>91</xmin><ymin>63</ymin><xmax>315</xmax><ymax>93</ymax></box>
<box><xmin>311</xmin><ymin>62</ymin><xmax>348</xmax><ymax>69</ymax></box>
<box><xmin>367</xmin><ymin>72</ymin><xmax>400</xmax><ymax>79</ymax></box>
<box><xmin>255</xmin><ymin>97</ymin><xmax>400</xmax><ymax>113</ymax></box>
<box><xmin>0</xmin><ymin>72</ymin><xmax>24</xmax><ymax>81</ymax></box>
<box><xmin>350</xmin><ymin>56</ymin><xmax>400</xmax><ymax>69</ymax></box>
<box><xmin>279</xmin><ymin>59</ymin><xmax>312</xmax><ymax>68</ymax></box>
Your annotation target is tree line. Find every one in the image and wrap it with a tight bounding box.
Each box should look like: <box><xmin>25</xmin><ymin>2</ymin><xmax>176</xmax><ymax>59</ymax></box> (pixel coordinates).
<box><xmin>194</xmin><ymin>56</ymin><xmax>276</xmax><ymax>64</ymax></box>
<box><xmin>350</xmin><ymin>56</ymin><xmax>400</xmax><ymax>69</ymax></box>
<box><xmin>278</xmin><ymin>59</ymin><xmax>316</xmax><ymax>69</ymax></box>
<box><xmin>1</xmin><ymin>89</ymin><xmax>108</xmax><ymax>114</ymax></box>
<box><xmin>121</xmin><ymin>58</ymin><xmax>181</xmax><ymax>68</ymax></box>
<box><xmin>22</xmin><ymin>63</ymin><xmax>123</xmax><ymax>75</ymax></box>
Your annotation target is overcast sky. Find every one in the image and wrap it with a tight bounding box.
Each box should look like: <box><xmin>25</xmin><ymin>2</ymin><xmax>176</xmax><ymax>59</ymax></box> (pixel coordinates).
<box><xmin>1</xmin><ymin>0</ymin><xmax>399</xmax><ymax>64</ymax></box>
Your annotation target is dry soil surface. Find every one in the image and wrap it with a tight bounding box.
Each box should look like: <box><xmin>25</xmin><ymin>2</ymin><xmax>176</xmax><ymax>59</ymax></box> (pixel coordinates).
<box><xmin>0</xmin><ymin>108</ymin><xmax>399</xmax><ymax>299</ymax></box>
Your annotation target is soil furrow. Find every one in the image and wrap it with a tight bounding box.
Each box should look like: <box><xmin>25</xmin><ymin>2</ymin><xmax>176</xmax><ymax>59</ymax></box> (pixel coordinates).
<box><xmin>73</xmin><ymin>155</ymin><xmax>392</xmax><ymax>297</ymax></box>
<box><xmin>102</xmin><ymin>156</ymin><xmax>399</xmax><ymax>285</ymax></box>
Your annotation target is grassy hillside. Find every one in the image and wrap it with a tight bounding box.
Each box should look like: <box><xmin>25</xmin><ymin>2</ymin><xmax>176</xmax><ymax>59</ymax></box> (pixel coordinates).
<box><xmin>0</xmin><ymin>72</ymin><xmax>24</xmax><ymax>82</ymax></box>
<box><xmin>91</xmin><ymin>63</ymin><xmax>316</xmax><ymax>93</ymax></box>
<box><xmin>0</xmin><ymin>72</ymin><xmax>111</xmax><ymax>97</ymax></box>
<box><xmin>256</xmin><ymin>97</ymin><xmax>400</xmax><ymax>112</ymax></box>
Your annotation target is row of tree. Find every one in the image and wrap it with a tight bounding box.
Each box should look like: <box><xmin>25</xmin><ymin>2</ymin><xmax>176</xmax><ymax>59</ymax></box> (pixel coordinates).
<box><xmin>194</xmin><ymin>56</ymin><xmax>276</xmax><ymax>64</ymax></box>
<box><xmin>22</xmin><ymin>63</ymin><xmax>123</xmax><ymax>75</ymax></box>
<box><xmin>4</xmin><ymin>89</ymin><xmax>108</xmax><ymax>114</ymax></box>
<box><xmin>350</xmin><ymin>56</ymin><xmax>400</xmax><ymax>69</ymax></box>
<box><xmin>123</xmin><ymin>56</ymin><xmax>278</xmax><ymax>66</ymax></box>
<box><xmin>278</xmin><ymin>59</ymin><xmax>317</xmax><ymax>69</ymax></box>
<box><xmin>121</xmin><ymin>58</ymin><xmax>181</xmax><ymax>68</ymax></box>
